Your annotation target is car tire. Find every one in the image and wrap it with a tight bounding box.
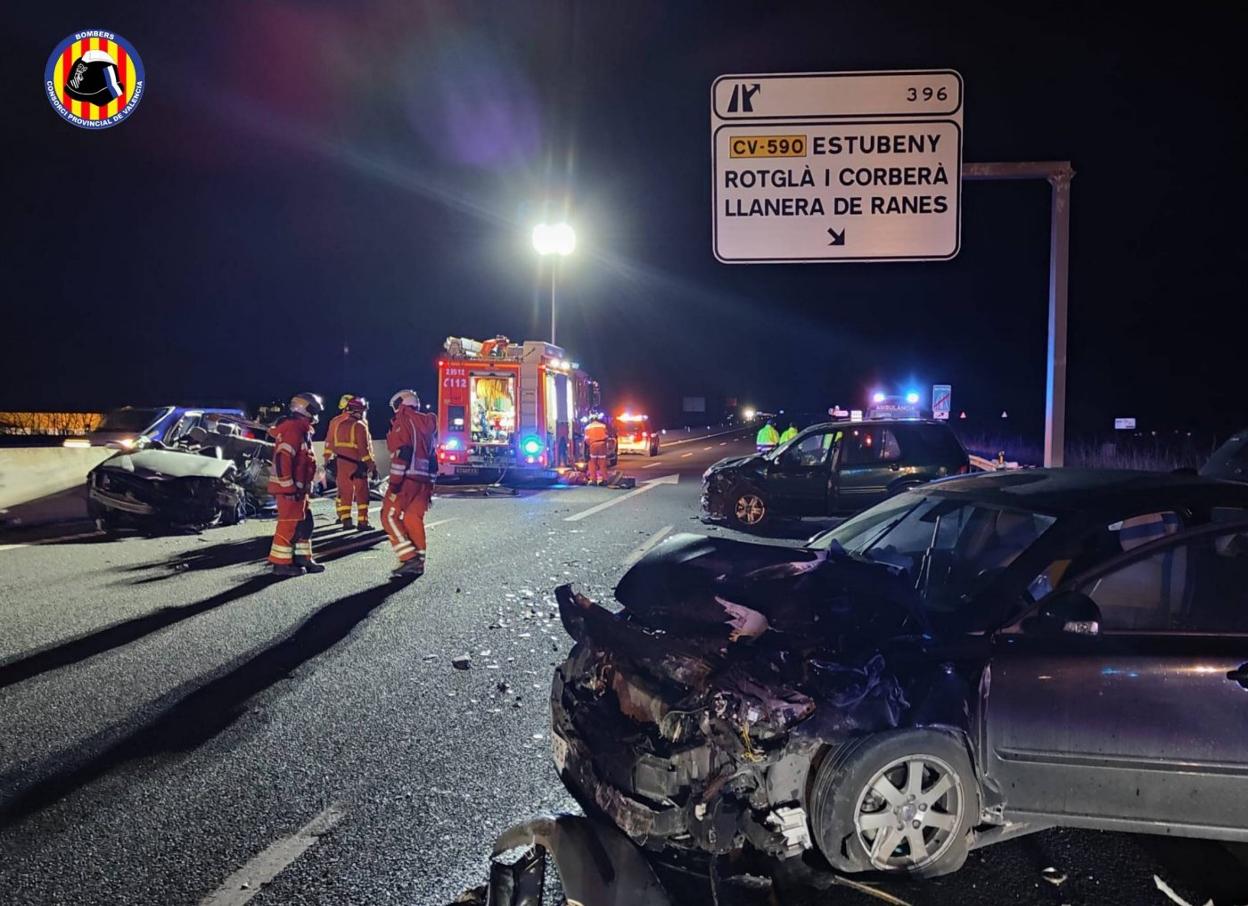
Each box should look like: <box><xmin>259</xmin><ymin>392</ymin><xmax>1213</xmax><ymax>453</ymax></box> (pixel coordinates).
<box><xmin>809</xmin><ymin>729</ymin><xmax>979</xmax><ymax>879</ymax></box>
<box><xmin>728</xmin><ymin>485</ymin><xmax>769</xmax><ymax>529</ymax></box>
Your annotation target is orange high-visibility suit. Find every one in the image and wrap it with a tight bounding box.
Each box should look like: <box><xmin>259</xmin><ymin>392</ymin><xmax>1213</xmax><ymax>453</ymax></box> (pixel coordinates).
<box><xmin>584</xmin><ymin>418</ymin><xmax>609</xmax><ymax>484</ymax></box>
<box><xmin>324</xmin><ymin>411</ymin><xmax>375</xmax><ymax>525</ymax></box>
<box><xmin>382</xmin><ymin>407</ymin><xmax>437</xmax><ymax>564</ymax></box>
<box><xmin>267</xmin><ymin>415</ymin><xmax>317</xmax><ymax>566</ymax></box>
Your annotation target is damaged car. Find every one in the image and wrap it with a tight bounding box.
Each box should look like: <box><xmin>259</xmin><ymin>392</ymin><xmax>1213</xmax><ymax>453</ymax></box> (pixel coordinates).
<box><xmin>88</xmin><ymin>412</ymin><xmax>275</xmax><ymax>532</ymax></box>
<box><xmin>549</xmin><ymin>470</ymin><xmax>1248</xmax><ymax>882</ymax></box>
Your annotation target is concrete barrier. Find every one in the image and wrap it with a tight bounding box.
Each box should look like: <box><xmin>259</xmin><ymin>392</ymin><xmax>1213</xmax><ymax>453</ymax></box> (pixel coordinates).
<box><xmin>0</xmin><ymin>448</ymin><xmax>113</xmax><ymax>525</ymax></box>
<box><xmin>0</xmin><ymin>442</ymin><xmax>393</xmax><ymax>529</ymax></box>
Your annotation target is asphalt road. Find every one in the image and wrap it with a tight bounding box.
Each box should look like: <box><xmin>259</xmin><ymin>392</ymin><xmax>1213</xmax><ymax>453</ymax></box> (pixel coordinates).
<box><xmin>0</xmin><ymin>427</ymin><xmax>1244</xmax><ymax>906</ymax></box>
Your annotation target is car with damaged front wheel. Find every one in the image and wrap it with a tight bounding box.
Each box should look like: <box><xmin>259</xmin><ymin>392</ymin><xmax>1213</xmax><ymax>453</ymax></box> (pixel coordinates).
<box><xmin>547</xmin><ymin>470</ymin><xmax>1248</xmax><ymax>883</ymax></box>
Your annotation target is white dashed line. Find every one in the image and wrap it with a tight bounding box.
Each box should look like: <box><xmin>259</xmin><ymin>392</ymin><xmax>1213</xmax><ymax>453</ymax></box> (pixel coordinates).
<box><xmin>565</xmin><ymin>475</ymin><xmax>680</xmax><ymax>522</ymax></box>
<box><xmin>0</xmin><ymin>531</ymin><xmax>103</xmax><ymax>553</ymax></box>
<box><xmin>200</xmin><ymin>804</ymin><xmax>347</xmax><ymax>906</ymax></box>
<box><xmin>681</xmin><ymin>452</ymin><xmax>694</xmax><ymax>458</ymax></box>
<box><xmin>642</xmin><ymin>462</ymin><xmax>663</xmax><ymax>469</ymax></box>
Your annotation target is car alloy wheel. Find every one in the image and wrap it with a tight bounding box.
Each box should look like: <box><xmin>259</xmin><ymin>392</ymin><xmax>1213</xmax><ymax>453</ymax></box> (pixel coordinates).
<box><xmin>852</xmin><ymin>754</ymin><xmax>964</xmax><ymax>872</ymax></box>
<box><xmin>734</xmin><ymin>492</ymin><xmax>766</xmax><ymax>526</ymax></box>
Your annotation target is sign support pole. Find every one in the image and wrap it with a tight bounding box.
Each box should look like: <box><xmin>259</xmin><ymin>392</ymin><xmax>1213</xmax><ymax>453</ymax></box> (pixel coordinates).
<box><xmin>963</xmin><ymin>162</ymin><xmax>1074</xmax><ymax>468</ymax></box>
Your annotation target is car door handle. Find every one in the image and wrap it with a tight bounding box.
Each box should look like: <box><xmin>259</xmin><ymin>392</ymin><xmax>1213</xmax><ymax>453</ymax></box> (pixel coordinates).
<box><xmin>1227</xmin><ymin>664</ymin><xmax>1248</xmax><ymax>687</ymax></box>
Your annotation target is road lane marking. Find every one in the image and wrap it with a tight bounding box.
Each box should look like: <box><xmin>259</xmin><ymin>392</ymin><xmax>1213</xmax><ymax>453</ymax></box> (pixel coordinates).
<box><xmin>0</xmin><ymin>531</ymin><xmax>103</xmax><ymax>553</ymax></box>
<box><xmin>681</xmin><ymin>452</ymin><xmax>694</xmax><ymax>458</ymax></box>
<box><xmin>565</xmin><ymin>474</ymin><xmax>679</xmax><ymax>522</ymax></box>
<box><xmin>703</xmin><ymin>445</ymin><xmax>714</xmax><ymax>451</ymax></box>
<box><xmin>200</xmin><ymin>803</ymin><xmax>347</xmax><ymax>906</ymax></box>
<box><xmin>642</xmin><ymin>462</ymin><xmax>663</xmax><ymax>469</ymax></box>
<box><xmin>661</xmin><ymin>426</ymin><xmax>750</xmax><ymax>448</ymax></box>
<box><xmin>720</xmin><ymin>442</ymin><xmax>728</xmax><ymax>446</ymax></box>
<box><xmin>622</xmin><ymin>525</ymin><xmax>674</xmax><ymax>570</ymax></box>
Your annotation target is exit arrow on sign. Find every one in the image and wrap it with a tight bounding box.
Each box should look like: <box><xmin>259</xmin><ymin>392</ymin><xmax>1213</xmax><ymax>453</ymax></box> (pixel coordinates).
<box><xmin>827</xmin><ymin>227</ymin><xmax>845</xmax><ymax>246</ymax></box>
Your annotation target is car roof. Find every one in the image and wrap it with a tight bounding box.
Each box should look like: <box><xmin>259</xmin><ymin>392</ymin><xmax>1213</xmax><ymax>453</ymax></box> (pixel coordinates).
<box><xmin>916</xmin><ymin>468</ymin><xmax>1248</xmax><ymax>515</ymax></box>
<box><xmin>804</xmin><ymin>418</ymin><xmax>951</xmax><ymax>430</ymax></box>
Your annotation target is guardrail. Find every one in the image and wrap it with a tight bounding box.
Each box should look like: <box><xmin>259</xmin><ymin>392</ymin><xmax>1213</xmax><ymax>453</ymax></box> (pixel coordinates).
<box><xmin>969</xmin><ymin>453</ymin><xmax>1022</xmax><ymax>472</ymax></box>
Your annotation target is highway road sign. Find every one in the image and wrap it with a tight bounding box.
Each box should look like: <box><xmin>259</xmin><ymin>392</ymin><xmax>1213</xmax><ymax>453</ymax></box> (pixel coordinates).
<box><xmin>932</xmin><ymin>384</ymin><xmax>952</xmax><ymax>420</ymax></box>
<box><xmin>1115</xmin><ymin>417</ymin><xmax>1137</xmax><ymax>430</ymax></box>
<box><xmin>712</xmin><ymin>69</ymin><xmax>963</xmax><ymax>263</ymax></box>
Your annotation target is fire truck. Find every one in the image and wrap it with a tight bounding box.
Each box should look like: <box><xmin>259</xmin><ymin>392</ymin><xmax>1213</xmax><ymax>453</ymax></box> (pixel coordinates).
<box><xmin>435</xmin><ymin>336</ymin><xmax>615</xmax><ymax>480</ymax></box>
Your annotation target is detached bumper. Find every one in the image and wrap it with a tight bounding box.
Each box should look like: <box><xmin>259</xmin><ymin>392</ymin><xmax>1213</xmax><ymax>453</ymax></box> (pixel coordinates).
<box><xmin>488</xmin><ymin>814</ymin><xmax>672</xmax><ymax>906</ymax></box>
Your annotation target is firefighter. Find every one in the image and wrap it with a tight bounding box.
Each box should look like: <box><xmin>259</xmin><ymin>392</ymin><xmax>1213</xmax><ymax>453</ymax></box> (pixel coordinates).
<box><xmin>584</xmin><ymin>413</ymin><xmax>609</xmax><ymax>486</ymax></box>
<box><xmin>756</xmin><ymin>418</ymin><xmax>780</xmax><ymax>453</ymax></box>
<box><xmin>267</xmin><ymin>392</ymin><xmax>325</xmax><ymax>577</ymax></box>
<box><xmin>324</xmin><ymin>396</ymin><xmax>376</xmax><ymax>530</ymax></box>
<box><xmin>779</xmin><ymin>422</ymin><xmax>799</xmax><ymax>444</ymax></box>
<box><xmin>382</xmin><ymin>389</ymin><xmax>437</xmax><ymax>579</ymax></box>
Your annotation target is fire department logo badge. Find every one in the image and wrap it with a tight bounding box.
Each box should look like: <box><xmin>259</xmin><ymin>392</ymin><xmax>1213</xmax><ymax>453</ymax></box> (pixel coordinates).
<box><xmin>44</xmin><ymin>30</ymin><xmax>144</xmax><ymax>129</ymax></box>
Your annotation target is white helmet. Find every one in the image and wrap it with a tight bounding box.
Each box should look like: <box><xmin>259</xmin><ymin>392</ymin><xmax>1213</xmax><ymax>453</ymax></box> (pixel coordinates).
<box><xmin>390</xmin><ymin>389</ymin><xmax>421</xmax><ymax>411</ymax></box>
<box><xmin>290</xmin><ymin>392</ymin><xmax>325</xmax><ymax>423</ymax></box>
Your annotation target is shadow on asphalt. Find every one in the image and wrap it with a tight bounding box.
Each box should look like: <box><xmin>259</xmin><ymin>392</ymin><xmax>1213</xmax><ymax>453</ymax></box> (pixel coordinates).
<box><xmin>114</xmin><ymin>527</ymin><xmax>390</xmax><ymax>583</ymax></box>
<box><xmin>0</xmin><ymin>575</ymin><xmax>281</xmax><ymax>690</ymax></box>
<box><xmin>0</xmin><ymin>581</ymin><xmax>404</xmax><ymax>826</ymax></box>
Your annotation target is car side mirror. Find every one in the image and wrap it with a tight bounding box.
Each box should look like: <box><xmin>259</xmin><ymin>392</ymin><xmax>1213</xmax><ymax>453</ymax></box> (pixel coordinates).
<box><xmin>1022</xmin><ymin>590</ymin><xmax>1102</xmax><ymax>636</ymax></box>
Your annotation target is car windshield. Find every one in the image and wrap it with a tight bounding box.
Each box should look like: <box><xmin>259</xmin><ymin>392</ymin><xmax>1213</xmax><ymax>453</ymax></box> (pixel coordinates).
<box><xmin>95</xmin><ymin>407</ymin><xmax>165</xmax><ymax>433</ymax></box>
<box><xmin>810</xmin><ymin>491</ymin><xmax>1058</xmax><ymax>617</ymax></box>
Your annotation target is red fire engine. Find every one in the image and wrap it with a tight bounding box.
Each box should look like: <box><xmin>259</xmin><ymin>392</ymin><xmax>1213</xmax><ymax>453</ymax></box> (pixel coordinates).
<box><xmin>435</xmin><ymin>336</ymin><xmax>613</xmax><ymax>480</ymax></box>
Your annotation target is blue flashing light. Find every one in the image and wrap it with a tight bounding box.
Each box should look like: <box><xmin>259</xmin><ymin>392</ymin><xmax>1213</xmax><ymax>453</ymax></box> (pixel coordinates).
<box><xmin>521</xmin><ymin>436</ymin><xmax>543</xmax><ymax>456</ymax></box>
<box><xmin>443</xmin><ymin>437</ymin><xmax>461</xmax><ymax>451</ymax></box>
<box><xmin>906</xmin><ymin>391</ymin><xmax>920</xmax><ymax>405</ymax></box>
<box><xmin>872</xmin><ymin>392</ymin><xmax>886</xmax><ymax>404</ymax></box>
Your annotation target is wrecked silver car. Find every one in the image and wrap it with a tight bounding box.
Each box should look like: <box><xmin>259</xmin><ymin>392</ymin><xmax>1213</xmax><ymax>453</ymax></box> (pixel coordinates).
<box><xmin>547</xmin><ymin>470</ymin><xmax>1248</xmax><ymax>886</ymax></box>
<box><xmin>87</xmin><ymin>414</ymin><xmax>274</xmax><ymax>532</ymax></box>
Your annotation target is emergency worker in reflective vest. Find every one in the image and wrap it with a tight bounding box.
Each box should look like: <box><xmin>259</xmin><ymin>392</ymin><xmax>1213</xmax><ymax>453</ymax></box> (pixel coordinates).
<box><xmin>324</xmin><ymin>396</ymin><xmax>376</xmax><ymax>530</ymax></box>
<box><xmin>584</xmin><ymin>415</ymin><xmax>609</xmax><ymax>486</ymax></box>
<box><xmin>382</xmin><ymin>389</ymin><xmax>437</xmax><ymax>578</ymax></box>
<box><xmin>267</xmin><ymin>393</ymin><xmax>325</xmax><ymax>577</ymax></box>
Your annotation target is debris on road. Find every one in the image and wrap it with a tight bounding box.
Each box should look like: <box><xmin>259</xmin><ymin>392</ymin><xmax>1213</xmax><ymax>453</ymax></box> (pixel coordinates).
<box><xmin>1041</xmin><ymin>866</ymin><xmax>1067</xmax><ymax>887</ymax></box>
<box><xmin>452</xmin><ymin>656</ymin><xmax>472</xmax><ymax>670</ymax></box>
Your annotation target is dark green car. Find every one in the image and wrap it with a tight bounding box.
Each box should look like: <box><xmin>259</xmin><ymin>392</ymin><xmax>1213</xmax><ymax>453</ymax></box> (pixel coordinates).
<box><xmin>701</xmin><ymin>419</ymin><xmax>970</xmax><ymax>528</ymax></box>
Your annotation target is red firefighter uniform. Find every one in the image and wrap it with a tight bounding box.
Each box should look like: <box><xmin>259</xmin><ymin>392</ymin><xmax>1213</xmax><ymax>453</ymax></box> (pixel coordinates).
<box><xmin>267</xmin><ymin>414</ymin><xmax>318</xmax><ymax>568</ymax></box>
<box><xmin>584</xmin><ymin>417</ymin><xmax>609</xmax><ymax>485</ymax></box>
<box><xmin>382</xmin><ymin>402</ymin><xmax>437</xmax><ymax>572</ymax></box>
<box><xmin>324</xmin><ymin>406</ymin><xmax>375</xmax><ymax>528</ymax></box>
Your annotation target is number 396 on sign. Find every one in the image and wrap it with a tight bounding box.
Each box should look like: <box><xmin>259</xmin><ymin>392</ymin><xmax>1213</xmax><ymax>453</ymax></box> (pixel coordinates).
<box><xmin>729</xmin><ymin>135</ymin><xmax>807</xmax><ymax>158</ymax></box>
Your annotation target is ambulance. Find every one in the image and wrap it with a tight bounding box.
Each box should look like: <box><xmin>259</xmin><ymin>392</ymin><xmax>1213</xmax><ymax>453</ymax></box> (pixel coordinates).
<box><xmin>435</xmin><ymin>336</ymin><xmax>613</xmax><ymax>480</ymax></box>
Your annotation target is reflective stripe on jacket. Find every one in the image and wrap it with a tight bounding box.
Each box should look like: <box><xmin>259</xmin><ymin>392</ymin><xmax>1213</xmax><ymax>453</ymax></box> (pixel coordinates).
<box><xmin>325</xmin><ymin>413</ymin><xmax>374</xmax><ymax>463</ymax></box>
<box><xmin>267</xmin><ymin>415</ymin><xmax>316</xmax><ymax>496</ymax></box>
<box><xmin>387</xmin><ymin>408</ymin><xmax>437</xmax><ymax>482</ymax></box>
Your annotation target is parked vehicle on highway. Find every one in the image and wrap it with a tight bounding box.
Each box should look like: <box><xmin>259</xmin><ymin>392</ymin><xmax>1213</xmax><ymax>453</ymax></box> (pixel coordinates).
<box><xmin>1201</xmin><ymin>428</ymin><xmax>1248</xmax><ymax>483</ymax></box>
<box><xmin>64</xmin><ymin>405</ymin><xmax>248</xmax><ymax>450</ymax></box>
<box><xmin>616</xmin><ymin>413</ymin><xmax>661</xmax><ymax>457</ymax></box>
<box><xmin>702</xmin><ymin>418</ymin><xmax>969</xmax><ymax>528</ymax></box>
<box><xmin>87</xmin><ymin>412</ymin><xmax>274</xmax><ymax>532</ymax></box>
<box><xmin>550</xmin><ymin>470</ymin><xmax>1248</xmax><ymax>881</ymax></box>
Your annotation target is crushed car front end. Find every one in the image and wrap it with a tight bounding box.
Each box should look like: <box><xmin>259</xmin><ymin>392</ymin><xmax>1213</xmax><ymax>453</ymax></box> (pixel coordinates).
<box><xmin>548</xmin><ymin>549</ymin><xmax>919</xmax><ymax>866</ymax></box>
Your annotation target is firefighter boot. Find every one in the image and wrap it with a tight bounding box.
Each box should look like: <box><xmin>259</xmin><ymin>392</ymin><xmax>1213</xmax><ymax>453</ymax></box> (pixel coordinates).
<box><xmin>340</xmin><ymin>517</ymin><xmax>355</xmax><ymax>530</ymax></box>
<box><xmin>271</xmin><ymin>563</ymin><xmax>305</xmax><ymax>578</ymax></box>
<box><xmin>357</xmin><ymin>521</ymin><xmax>372</xmax><ymax>532</ymax></box>
<box><xmin>390</xmin><ymin>554</ymin><xmax>426</xmax><ymax>580</ymax></box>
<box><xmin>296</xmin><ymin>557</ymin><xmax>327</xmax><ymax>574</ymax></box>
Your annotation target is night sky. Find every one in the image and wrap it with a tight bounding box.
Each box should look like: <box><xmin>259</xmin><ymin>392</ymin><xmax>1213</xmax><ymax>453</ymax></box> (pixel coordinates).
<box><xmin>4</xmin><ymin>2</ymin><xmax>1245</xmax><ymax>439</ymax></box>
